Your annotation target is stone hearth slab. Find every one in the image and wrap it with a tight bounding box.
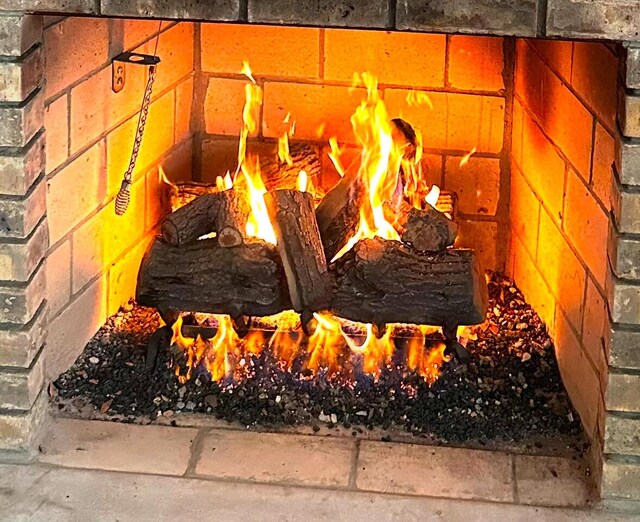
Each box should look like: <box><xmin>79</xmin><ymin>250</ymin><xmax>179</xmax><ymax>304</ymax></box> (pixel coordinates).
<box><xmin>38</xmin><ymin>417</ymin><xmax>197</xmax><ymax>476</ymax></box>
<box><xmin>194</xmin><ymin>429</ymin><xmax>355</xmax><ymax>487</ymax></box>
<box><xmin>356</xmin><ymin>440</ymin><xmax>514</xmax><ymax>502</ymax></box>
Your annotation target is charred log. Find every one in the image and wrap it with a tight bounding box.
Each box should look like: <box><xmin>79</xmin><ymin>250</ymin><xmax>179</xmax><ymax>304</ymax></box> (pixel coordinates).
<box><xmin>396</xmin><ymin>201</ymin><xmax>458</xmax><ymax>252</ymax></box>
<box><xmin>265</xmin><ymin>189</ymin><xmax>331</xmax><ymax>312</ymax></box>
<box><xmin>260</xmin><ymin>143</ymin><xmax>322</xmax><ymax>192</ymax></box>
<box><xmin>136</xmin><ymin>237</ymin><xmax>291</xmax><ymax>317</ymax></box>
<box><xmin>161</xmin><ymin>190</ymin><xmax>248</xmax><ymax>247</ymax></box>
<box><xmin>315</xmin><ymin>171</ymin><xmax>362</xmax><ymax>261</ymax></box>
<box><xmin>330</xmin><ymin>238</ymin><xmax>488</xmax><ymax>327</ymax></box>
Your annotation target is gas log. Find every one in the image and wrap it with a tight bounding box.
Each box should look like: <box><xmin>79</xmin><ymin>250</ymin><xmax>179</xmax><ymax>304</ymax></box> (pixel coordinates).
<box><xmin>260</xmin><ymin>144</ymin><xmax>322</xmax><ymax>192</ymax></box>
<box><xmin>136</xmin><ymin>237</ymin><xmax>291</xmax><ymax>318</ymax></box>
<box><xmin>265</xmin><ymin>189</ymin><xmax>332</xmax><ymax>312</ymax></box>
<box><xmin>396</xmin><ymin>200</ymin><xmax>458</xmax><ymax>252</ymax></box>
<box><xmin>330</xmin><ymin>238</ymin><xmax>488</xmax><ymax>327</ymax></box>
<box><xmin>315</xmin><ymin>171</ymin><xmax>362</xmax><ymax>261</ymax></box>
<box><xmin>161</xmin><ymin>189</ymin><xmax>248</xmax><ymax>247</ymax></box>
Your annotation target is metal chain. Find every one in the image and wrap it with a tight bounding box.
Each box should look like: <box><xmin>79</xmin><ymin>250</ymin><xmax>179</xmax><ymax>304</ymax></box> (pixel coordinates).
<box><xmin>124</xmin><ymin>65</ymin><xmax>156</xmax><ymax>183</ymax></box>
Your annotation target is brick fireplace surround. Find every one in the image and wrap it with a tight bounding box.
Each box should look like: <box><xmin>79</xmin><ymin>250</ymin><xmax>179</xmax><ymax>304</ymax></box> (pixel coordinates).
<box><xmin>1</xmin><ymin>0</ymin><xmax>640</xmax><ymax>505</ymax></box>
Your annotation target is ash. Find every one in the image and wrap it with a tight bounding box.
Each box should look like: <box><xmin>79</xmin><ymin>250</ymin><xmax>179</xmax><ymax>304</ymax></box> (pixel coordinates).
<box><xmin>53</xmin><ymin>273</ymin><xmax>583</xmax><ymax>448</ymax></box>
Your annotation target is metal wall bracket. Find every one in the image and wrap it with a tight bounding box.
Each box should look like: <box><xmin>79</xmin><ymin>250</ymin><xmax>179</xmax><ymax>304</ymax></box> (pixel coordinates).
<box><xmin>111</xmin><ymin>52</ymin><xmax>162</xmax><ymax>94</ymax></box>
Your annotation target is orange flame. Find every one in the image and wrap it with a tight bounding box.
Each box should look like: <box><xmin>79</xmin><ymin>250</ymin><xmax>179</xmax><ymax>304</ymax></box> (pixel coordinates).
<box><xmin>307</xmin><ymin>312</ymin><xmax>346</xmax><ymax>374</ymax></box>
<box><xmin>459</xmin><ymin>147</ymin><xmax>477</xmax><ymax>167</ymax></box>
<box><xmin>297</xmin><ymin>170</ymin><xmax>308</xmax><ymax>192</ymax></box>
<box><xmin>328</xmin><ymin>137</ymin><xmax>346</xmax><ymax>178</ymax></box>
<box><xmin>343</xmin><ymin>323</ymin><xmax>395</xmax><ymax>377</ymax></box>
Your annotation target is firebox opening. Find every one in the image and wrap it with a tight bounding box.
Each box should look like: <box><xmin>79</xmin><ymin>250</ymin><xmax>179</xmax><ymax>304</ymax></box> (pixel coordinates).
<box><xmin>43</xmin><ymin>18</ymin><xmax>617</xmax><ymax>496</ymax></box>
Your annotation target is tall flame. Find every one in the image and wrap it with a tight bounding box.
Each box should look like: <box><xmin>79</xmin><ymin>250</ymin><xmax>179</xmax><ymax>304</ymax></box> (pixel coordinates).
<box><xmin>333</xmin><ymin>73</ymin><xmax>403</xmax><ymax>261</ymax></box>
<box><xmin>236</xmin><ymin>63</ymin><xmax>276</xmax><ymax>244</ymax></box>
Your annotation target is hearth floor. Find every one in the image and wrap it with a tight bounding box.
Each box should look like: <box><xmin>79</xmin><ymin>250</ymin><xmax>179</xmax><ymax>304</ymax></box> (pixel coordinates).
<box><xmin>2</xmin><ymin>417</ymin><xmax>637</xmax><ymax>520</ymax></box>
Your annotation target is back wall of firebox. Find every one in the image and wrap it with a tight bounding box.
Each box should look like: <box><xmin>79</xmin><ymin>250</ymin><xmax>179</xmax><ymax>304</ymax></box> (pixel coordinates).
<box><xmin>39</xmin><ymin>17</ymin><xmax>621</xmax><ymax>494</ymax></box>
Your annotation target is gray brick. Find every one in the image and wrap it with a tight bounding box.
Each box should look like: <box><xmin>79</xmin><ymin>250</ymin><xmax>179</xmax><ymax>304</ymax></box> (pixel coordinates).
<box><xmin>0</xmin><ymin>262</ymin><xmax>45</xmax><ymax>324</ymax></box>
<box><xmin>0</xmin><ymin>350</ymin><xmax>43</xmax><ymax>410</ymax></box>
<box><xmin>605</xmin><ymin>414</ymin><xmax>640</xmax><ymax>457</ymax></box>
<box><xmin>0</xmin><ymin>132</ymin><xmax>44</xmax><ymax>197</ymax></box>
<box><xmin>620</xmin><ymin>93</ymin><xmax>640</xmax><ymax>140</ymax></box>
<box><xmin>0</xmin><ymin>15</ymin><xmax>41</xmax><ymax>57</ymax></box>
<box><xmin>610</xmin><ymin>232</ymin><xmax>640</xmax><ymax>281</ymax></box>
<box><xmin>610</xmin><ymin>327</ymin><xmax>640</xmax><ymax>370</ymax></box>
<box><xmin>0</xmin><ymin>177</ymin><xmax>45</xmax><ymax>239</ymax></box>
<box><xmin>616</xmin><ymin>138</ymin><xmax>640</xmax><ymax>187</ymax></box>
<box><xmin>625</xmin><ymin>46</ymin><xmax>640</xmax><ymax>89</ymax></box>
<box><xmin>249</xmin><ymin>0</ymin><xmax>389</xmax><ymax>28</ymax></box>
<box><xmin>101</xmin><ymin>0</ymin><xmax>239</xmax><ymax>21</ymax></box>
<box><xmin>607</xmin><ymin>372</ymin><xmax>640</xmax><ymax>413</ymax></box>
<box><xmin>0</xmin><ymin>386</ymin><xmax>46</xmax><ymax>452</ymax></box>
<box><xmin>612</xmin><ymin>184</ymin><xmax>640</xmax><ymax>235</ymax></box>
<box><xmin>547</xmin><ymin>0</ymin><xmax>640</xmax><ymax>41</ymax></box>
<box><xmin>0</xmin><ymin>218</ymin><xmax>47</xmax><ymax>282</ymax></box>
<box><xmin>0</xmin><ymin>90</ymin><xmax>43</xmax><ymax>148</ymax></box>
<box><xmin>0</xmin><ymin>303</ymin><xmax>46</xmax><ymax>368</ymax></box>
<box><xmin>603</xmin><ymin>457</ymin><xmax>640</xmax><ymax>500</ymax></box>
<box><xmin>397</xmin><ymin>0</ymin><xmax>537</xmax><ymax>36</ymax></box>
<box><xmin>0</xmin><ymin>46</ymin><xmax>43</xmax><ymax>103</ymax></box>
<box><xmin>0</xmin><ymin>0</ymin><xmax>95</xmax><ymax>13</ymax></box>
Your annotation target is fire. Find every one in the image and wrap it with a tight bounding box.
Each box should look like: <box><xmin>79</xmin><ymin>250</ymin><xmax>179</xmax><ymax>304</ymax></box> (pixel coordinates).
<box><xmin>236</xmin><ymin>63</ymin><xmax>277</xmax><ymax>244</ymax></box>
<box><xmin>406</xmin><ymin>338</ymin><xmax>449</xmax><ymax>385</ymax></box>
<box><xmin>307</xmin><ymin>312</ymin><xmax>346</xmax><ymax>374</ymax></box>
<box><xmin>333</xmin><ymin>73</ymin><xmax>403</xmax><ymax>261</ymax></box>
<box><xmin>425</xmin><ymin>185</ymin><xmax>441</xmax><ymax>208</ymax></box>
<box><xmin>343</xmin><ymin>323</ymin><xmax>395</xmax><ymax>377</ymax></box>
<box><xmin>216</xmin><ymin>172</ymin><xmax>233</xmax><ymax>191</ymax></box>
<box><xmin>328</xmin><ymin>137</ymin><xmax>346</xmax><ymax>178</ymax></box>
<box><xmin>297</xmin><ymin>170</ymin><xmax>308</xmax><ymax>192</ymax></box>
<box><xmin>459</xmin><ymin>147</ymin><xmax>477</xmax><ymax>167</ymax></box>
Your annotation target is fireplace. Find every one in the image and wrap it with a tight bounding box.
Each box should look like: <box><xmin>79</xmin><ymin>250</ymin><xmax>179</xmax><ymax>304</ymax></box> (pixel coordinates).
<box><xmin>1</xmin><ymin>0</ymin><xmax>639</xmax><ymax>506</ymax></box>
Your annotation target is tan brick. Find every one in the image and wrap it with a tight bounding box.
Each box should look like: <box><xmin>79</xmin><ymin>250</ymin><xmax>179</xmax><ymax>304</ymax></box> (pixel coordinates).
<box><xmin>0</xmin><ymin>90</ymin><xmax>43</xmax><ymax>148</ymax></box>
<box><xmin>0</xmin><ymin>218</ymin><xmax>47</xmax><ymax>282</ymax></box>
<box><xmin>204</xmin><ymin>77</ymin><xmax>251</xmax><ymax>137</ymax></box>
<box><xmin>455</xmin><ymin>219</ymin><xmax>498</xmax><ymax>272</ymax></box>
<box><xmin>106</xmin><ymin>90</ymin><xmax>175</xmax><ymax>197</ymax></box>
<box><xmin>47</xmin><ymin>141</ymin><xmax>106</xmax><ymax>245</ymax></box>
<box><xmin>70</xmin><ymin>64</ymin><xmax>147</xmax><ymax>154</ymax></box>
<box><xmin>39</xmin><ymin>418</ymin><xmax>198</xmax><ymax>475</ymax></box>
<box><xmin>603</xmin><ymin>458</ymin><xmax>640</xmax><ymax>500</ymax></box>
<box><xmin>195</xmin><ymin>430</ymin><xmax>354</xmax><ymax>487</ymax></box>
<box><xmin>0</xmin><ymin>15</ymin><xmax>42</xmax><ymax>58</ymax></box>
<box><xmin>44</xmin><ymin>94</ymin><xmax>68</xmax><ymax>173</ymax></box>
<box><xmin>122</xmin><ymin>19</ymin><xmax>164</xmax><ymax>51</ymax></box>
<box><xmin>511</xmin><ymin>98</ymin><xmax>524</xmax><ymax>167</ymax></box>
<box><xmin>45</xmin><ymin>238</ymin><xmax>70</xmax><ymax>317</ymax></box>
<box><xmin>162</xmin><ymin>137</ymin><xmax>193</xmax><ymax>184</ymax></box>
<box><xmin>564</xmin><ymin>168</ymin><xmax>609</xmax><ymax>289</ymax></box>
<box><xmin>0</xmin><ymin>46</ymin><xmax>43</xmax><ymax>102</ymax></box>
<box><xmin>529</xmin><ymin>40</ymin><xmax>573</xmax><ymax>82</ymax></box>
<box><xmin>202</xmin><ymin>24</ymin><xmax>319</xmax><ymax>79</ymax></box>
<box><xmin>0</xmin><ymin>262</ymin><xmax>45</xmax><ymax>324</ymax></box>
<box><xmin>515</xmin><ymin>40</ymin><xmax>546</xmax><ymax>121</ymax></box>
<box><xmin>384</xmin><ymin>90</ymin><xmax>504</xmax><ymax>153</ymax></box>
<box><xmin>448</xmin><ymin>35</ymin><xmax>504</xmax><ymax>92</ymax></box>
<box><xmin>43</xmin><ymin>17</ymin><xmax>108</xmax><ymax>99</ymax></box>
<box><xmin>512</xmin><ymin>235</ymin><xmax>555</xmax><ymax>333</ymax></box>
<box><xmin>175</xmin><ymin>77</ymin><xmax>193</xmax><ymax>144</ymax></box>
<box><xmin>514</xmin><ymin>455</ymin><xmax>591</xmax><ymax>507</ymax></box>
<box><xmin>0</xmin><ymin>176</ymin><xmax>45</xmax><ymax>239</ymax></box>
<box><xmin>591</xmin><ymin>123</ymin><xmax>615</xmax><ymax>210</ymax></box>
<box><xmin>444</xmin><ymin>156</ymin><xmax>500</xmax><ymax>216</ymax></box>
<box><xmin>107</xmin><ymin>235</ymin><xmax>153</xmax><ymax>316</ymax></box>
<box><xmin>263</xmin><ymin>82</ymin><xmax>365</xmax><ymax>144</ymax></box>
<box><xmin>571</xmin><ymin>42</ymin><xmax>618</xmax><ymax>131</ymax></box>
<box><xmin>0</xmin><ymin>132</ymin><xmax>44</xmax><ymax>196</ymax></box>
<box><xmin>325</xmin><ymin>30</ymin><xmax>445</xmax><ymax>88</ymax></box>
<box><xmin>607</xmin><ymin>372</ymin><xmax>640</xmax><ymax>413</ymax></box>
<box><xmin>555</xmin><ymin>309</ymin><xmax>601</xmax><ymax>437</ymax></box>
<box><xmin>0</xmin><ymin>303</ymin><xmax>46</xmax><ymax>368</ymax></box>
<box><xmin>605</xmin><ymin>414</ymin><xmax>640</xmax><ymax>457</ymax></box>
<box><xmin>71</xmin><ymin>177</ymin><xmax>145</xmax><ymax>294</ymax></box>
<box><xmin>356</xmin><ymin>441</ymin><xmax>513</xmax><ymax>502</ymax></box>
<box><xmin>582</xmin><ymin>278</ymin><xmax>609</xmax><ymax>387</ymax></box>
<box><xmin>135</xmin><ymin>23</ymin><xmax>193</xmax><ymax>95</ymax></box>
<box><xmin>0</xmin><ymin>388</ymin><xmax>47</xmax><ymax>452</ymax></box>
<box><xmin>538</xmin><ymin>209</ymin><xmax>586</xmax><ymax>334</ymax></box>
<box><xmin>46</xmin><ymin>276</ymin><xmax>106</xmax><ymax>380</ymax></box>
<box><xmin>509</xmin><ymin>165</ymin><xmax>540</xmax><ymax>261</ymax></box>
<box><xmin>0</xmin><ymin>351</ymin><xmax>43</xmax><ymax>410</ymax></box>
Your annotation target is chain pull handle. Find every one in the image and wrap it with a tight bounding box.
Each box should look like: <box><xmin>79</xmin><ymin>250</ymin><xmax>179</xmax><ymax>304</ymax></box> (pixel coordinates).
<box><xmin>115</xmin><ymin>64</ymin><xmax>157</xmax><ymax>216</ymax></box>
